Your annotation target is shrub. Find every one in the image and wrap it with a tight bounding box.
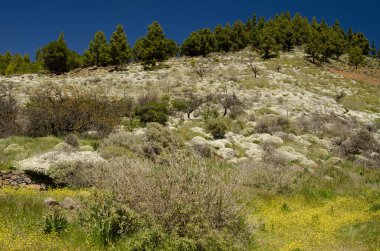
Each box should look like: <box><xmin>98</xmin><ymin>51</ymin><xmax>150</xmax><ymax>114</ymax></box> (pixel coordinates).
<box><xmin>297</xmin><ymin>113</ymin><xmax>357</xmax><ymax>137</ymax></box>
<box><xmin>25</xmin><ymin>85</ymin><xmax>132</xmax><ymax>137</ymax></box>
<box><xmin>44</xmin><ymin>210</ymin><xmax>68</xmax><ymax>234</ymax></box>
<box><xmin>0</xmin><ymin>84</ymin><xmax>20</xmax><ymax>137</ymax></box>
<box><xmin>45</xmin><ymin>150</ymin><xmax>250</xmax><ymax>249</ymax></box>
<box><xmin>333</xmin><ymin>128</ymin><xmax>380</xmax><ymax>166</ymax></box>
<box><xmin>64</xmin><ymin>134</ymin><xmax>80</xmax><ymax>148</ymax></box>
<box><xmin>99</xmin><ymin>123</ymin><xmax>183</xmax><ymax>161</ymax></box>
<box><xmin>134</xmin><ymin>101</ymin><xmax>169</xmax><ymax>125</ymax></box>
<box><xmin>237</xmin><ymin>160</ymin><xmax>295</xmax><ymax>194</ymax></box>
<box><xmin>82</xmin><ymin>193</ymin><xmax>141</xmax><ymax>246</ymax></box>
<box><xmin>48</xmin><ymin>161</ymin><xmax>107</xmax><ymax>187</ymax></box>
<box><xmin>207</xmin><ymin>118</ymin><xmax>228</xmax><ymax>139</ymax></box>
<box><xmin>256</xmin><ymin>116</ymin><xmax>291</xmax><ymax>134</ymax></box>
<box><xmin>103</xmin><ymin>152</ymin><xmax>250</xmax><ymax>248</ymax></box>
<box><xmin>201</xmin><ymin>106</ymin><xmax>220</xmax><ymax>121</ymax></box>
<box><xmin>143</xmin><ymin>123</ymin><xmax>183</xmax><ymax>159</ymax></box>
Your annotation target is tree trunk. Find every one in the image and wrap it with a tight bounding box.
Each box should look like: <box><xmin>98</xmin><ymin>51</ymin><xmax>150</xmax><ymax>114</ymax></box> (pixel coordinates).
<box><xmin>223</xmin><ymin>108</ymin><xmax>227</xmax><ymax>117</ymax></box>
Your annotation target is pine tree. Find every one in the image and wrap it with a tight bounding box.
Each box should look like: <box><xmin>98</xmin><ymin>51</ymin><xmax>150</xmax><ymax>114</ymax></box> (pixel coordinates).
<box><xmin>181</xmin><ymin>28</ymin><xmax>216</xmax><ymax>57</ymax></box>
<box><xmin>330</xmin><ymin>19</ymin><xmax>347</xmax><ymax>60</ymax></box>
<box><xmin>133</xmin><ymin>21</ymin><xmax>177</xmax><ymax>66</ymax></box>
<box><xmin>273</xmin><ymin>13</ymin><xmax>296</xmax><ymax>51</ymax></box>
<box><xmin>257</xmin><ymin>21</ymin><xmax>280</xmax><ymax>59</ymax></box>
<box><xmin>230</xmin><ymin>20</ymin><xmax>249</xmax><ymax>51</ymax></box>
<box><xmin>318</xmin><ymin>19</ymin><xmax>333</xmax><ymax>61</ymax></box>
<box><xmin>40</xmin><ymin>35</ymin><xmax>69</xmax><ymax>73</ymax></box>
<box><xmin>250</xmin><ymin>17</ymin><xmax>265</xmax><ymax>48</ymax></box>
<box><xmin>370</xmin><ymin>41</ymin><xmax>377</xmax><ymax>57</ymax></box>
<box><xmin>347</xmin><ymin>28</ymin><xmax>354</xmax><ymax>43</ymax></box>
<box><xmin>349</xmin><ymin>46</ymin><xmax>365</xmax><ymax>70</ymax></box>
<box><xmin>215</xmin><ymin>24</ymin><xmax>232</xmax><ymax>53</ymax></box>
<box><xmin>58</xmin><ymin>31</ymin><xmax>65</xmax><ymax>42</ymax></box>
<box><xmin>86</xmin><ymin>31</ymin><xmax>110</xmax><ymax>67</ymax></box>
<box><xmin>305</xmin><ymin>26</ymin><xmax>322</xmax><ymax>63</ymax></box>
<box><xmin>109</xmin><ymin>24</ymin><xmax>132</xmax><ymax>66</ymax></box>
<box><xmin>292</xmin><ymin>13</ymin><xmax>311</xmax><ymax>46</ymax></box>
<box><xmin>351</xmin><ymin>32</ymin><xmax>370</xmax><ymax>55</ymax></box>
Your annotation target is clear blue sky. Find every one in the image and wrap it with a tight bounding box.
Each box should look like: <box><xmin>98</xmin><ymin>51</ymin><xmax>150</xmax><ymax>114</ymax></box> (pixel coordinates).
<box><xmin>1</xmin><ymin>0</ymin><xmax>379</xmax><ymax>58</ymax></box>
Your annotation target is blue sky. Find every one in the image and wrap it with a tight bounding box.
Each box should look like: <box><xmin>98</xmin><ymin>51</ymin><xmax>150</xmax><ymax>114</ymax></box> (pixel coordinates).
<box><xmin>1</xmin><ymin>0</ymin><xmax>379</xmax><ymax>58</ymax></box>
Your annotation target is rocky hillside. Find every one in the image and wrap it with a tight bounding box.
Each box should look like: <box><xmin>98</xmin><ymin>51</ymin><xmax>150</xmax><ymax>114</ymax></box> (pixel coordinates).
<box><xmin>3</xmin><ymin>48</ymin><xmax>380</xmax><ymax>170</ymax></box>
<box><xmin>0</xmin><ymin>48</ymin><xmax>379</xmax><ymax>250</ymax></box>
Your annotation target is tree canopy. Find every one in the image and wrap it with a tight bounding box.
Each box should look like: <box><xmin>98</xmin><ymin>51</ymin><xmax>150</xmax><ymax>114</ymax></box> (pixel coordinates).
<box><xmin>133</xmin><ymin>21</ymin><xmax>177</xmax><ymax>66</ymax></box>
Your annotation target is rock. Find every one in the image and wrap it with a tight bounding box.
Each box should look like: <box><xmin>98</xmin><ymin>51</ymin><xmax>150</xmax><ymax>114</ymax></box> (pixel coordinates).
<box><xmin>44</xmin><ymin>197</ymin><xmax>60</xmax><ymax>208</ymax></box>
<box><xmin>61</xmin><ymin>197</ymin><xmax>79</xmax><ymax>210</ymax></box>
<box><xmin>23</xmin><ymin>177</ymin><xmax>32</xmax><ymax>184</ymax></box>
<box><xmin>3</xmin><ymin>180</ymin><xmax>9</xmax><ymax>186</ymax></box>
<box><xmin>17</xmin><ymin>150</ymin><xmax>107</xmax><ymax>175</ymax></box>
<box><xmin>0</xmin><ymin>180</ymin><xmax>2</xmax><ymax>187</ymax></box>
<box><xmin>27</xmin><ymin>184</ymin><xmax>42</xmax><ymax>190</ymax></box>
<box><xmin>79</xmin><ymin>145</ymin><xmax>94</xmax><ymax>152</ymax></box>
<box><xmin>217</xmin><ymin>148</ymin><xmax>237</xmax><ymax>160</ymax></box>
<box><xmin>3</xmin><ymin>144</ymin><xmax>24</xmax><ymax>154</ymax></box>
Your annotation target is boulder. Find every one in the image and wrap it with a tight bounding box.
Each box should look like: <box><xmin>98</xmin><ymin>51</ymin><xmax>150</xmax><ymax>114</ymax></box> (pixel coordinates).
<box><xmin>44</xmin><ymin>197</ymin><xmax>60</xmax><ymax>208</ymax></box>
<box><xmin>61</xmin><ymin>197</ymin><xmax>80</xmax><ymax>210</ymax></box>
<box><xmin>17</xmin><ymin>151</ymin><xmax>107</xmax><ymax>175</ymax></box>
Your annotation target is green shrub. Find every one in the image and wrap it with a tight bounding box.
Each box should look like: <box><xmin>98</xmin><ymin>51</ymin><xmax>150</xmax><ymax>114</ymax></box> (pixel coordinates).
<box><xmin>44</xmin><ymin>210</ymin><xmax>68</xmax><ymax>234</ymax></box>
<box><xmin>102</xmin><ymin>152</ymin><xmax>250</xmax><ymax>249</ymax></box>
<box><xmin>134</xmin><ymin>102</ymin><xmax>169</xmax><ymax>125</ymax></box>
<box><xmin>82</xmin><ymin>193</ymin><xmax>141</xmax><ymax>246</ymax></box>
<box><xmin>207</xmin><ymin>118</ymin><xmax>228</xmax><ymax>139</ymax></box>
<box><xmin>143</xmin><ymin>123</ymin><xmax>183</xmax><ymax>159</ymax></box>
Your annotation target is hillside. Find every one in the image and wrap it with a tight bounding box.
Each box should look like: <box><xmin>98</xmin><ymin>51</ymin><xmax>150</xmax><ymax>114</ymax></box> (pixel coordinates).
<box><xmin>0</xmin><ymin>49</ymin><xmax>379</xmax><ymax>250</ymax></box>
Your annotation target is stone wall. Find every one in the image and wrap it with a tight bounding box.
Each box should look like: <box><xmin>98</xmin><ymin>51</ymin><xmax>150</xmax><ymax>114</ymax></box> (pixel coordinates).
<box><xmin>0</xmin><ymin>170</ymin><xmax>46</xmax><ymax>190</ymax></box>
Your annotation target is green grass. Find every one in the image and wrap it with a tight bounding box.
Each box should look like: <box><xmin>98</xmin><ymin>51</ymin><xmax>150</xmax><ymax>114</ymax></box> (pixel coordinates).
<box><xmin>0</xmin><ymin>136</ymin><xmax>61</xmax><ymax>170</ymax></box>
<box><xmin>0</xmin><ymin>188</ymin><xmax>93</xmax><ymax>250</ymax></box>
<box><xmin>340</xmin><ymin>83</ymin><xmax>380</xmax><ymax>113</ymax></box>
